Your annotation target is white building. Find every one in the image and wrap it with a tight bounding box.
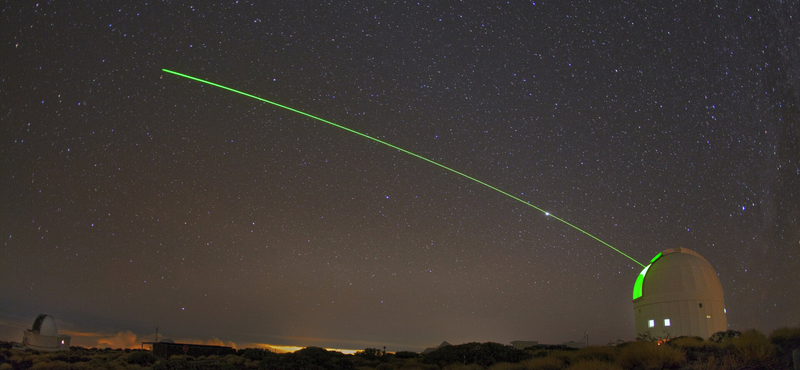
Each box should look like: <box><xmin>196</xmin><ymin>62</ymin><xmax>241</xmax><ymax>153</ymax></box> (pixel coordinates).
<box><xmin>21</xmin><ymin>314</ymin><xmax>71</xmax><ymax>351</ymax></box>
<box><xmin>632</xmin><ymin>248</ymin><xmax>727</xmax><ymax>340</ymax></box>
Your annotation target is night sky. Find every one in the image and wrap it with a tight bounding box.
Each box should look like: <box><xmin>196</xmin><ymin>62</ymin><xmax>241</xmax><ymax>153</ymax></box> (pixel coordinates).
<box><xmin>1</xmin><ymin>1</ymin><xmax>798</xmax><ymax>352</ymax></box>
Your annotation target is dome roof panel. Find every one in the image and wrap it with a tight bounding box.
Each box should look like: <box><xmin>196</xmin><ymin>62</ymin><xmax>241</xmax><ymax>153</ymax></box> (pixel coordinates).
<box><xmin>637</xmin><ymin>248</ymin><xmax>724</xmax><ymax>303</ymax></box>
<box><xmin>32</xmin><ymin>314</ymin><xmax>59</xmax><ymax>336</ymax></box>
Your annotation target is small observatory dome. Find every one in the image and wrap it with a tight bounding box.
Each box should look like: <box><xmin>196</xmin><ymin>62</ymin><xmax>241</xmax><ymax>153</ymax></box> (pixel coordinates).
<box><xmin>632</xmin><ymin>248</ymin><xmax>727</xmax><ymax>340</ymax></box>
<box><xmin>22</xmin><ymin>314</ymin><xmax>71</xmax><ymax>351</ymax></box>
<box><xmin>32</xmin><ymin>314</ymin><xmax>59</xmax><ymax>336</ymax></box>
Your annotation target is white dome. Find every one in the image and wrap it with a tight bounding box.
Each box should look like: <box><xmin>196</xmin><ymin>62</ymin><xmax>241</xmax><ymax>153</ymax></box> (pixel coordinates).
<box><xmin>639</xmin><ymin>248</ymin><xmax>725</xmax><ymax>303</ymax></box>
<box><xmin>632</xmin><ymin>248</ymin><xmax>727</xmax><ymax>339</ymax></box>
<box><xmin>32</xmin><ymin>314</ymin><xmax>59</xmax><ymax>336</ymax></box>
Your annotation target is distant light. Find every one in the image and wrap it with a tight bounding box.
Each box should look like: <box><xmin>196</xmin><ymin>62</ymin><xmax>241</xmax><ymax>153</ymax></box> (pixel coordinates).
<box><xmin>664</xmin><ymin>319</ymin><xmax>671</xmax><ymax>327</ymax></box>
<box><xmin>648</xmin><ymin>320</ymin><xmax>654</xmax><ymax>328</ymax></box>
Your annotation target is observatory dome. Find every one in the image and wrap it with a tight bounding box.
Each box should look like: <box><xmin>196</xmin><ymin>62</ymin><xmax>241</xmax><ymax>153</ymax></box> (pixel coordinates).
<box><xmin>632</xmin><ymin>247</ymin><xmax>727</xmax><ymax>340</ymax></box>
<box><xmin>33</xmin><ymin>314</ymin><xmax>59</xmax><ymax>336</ymax></box>
<box><xmin>22</xmin><ymin>314</ymin><xmax>71</xmax><ymax>351</ymax></box>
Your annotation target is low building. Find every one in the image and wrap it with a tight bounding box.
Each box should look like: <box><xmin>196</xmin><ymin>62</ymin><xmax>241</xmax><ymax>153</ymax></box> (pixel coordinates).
<box><xmin>21</xmin><ymin>314</ymin><xmax>70</xmax><ymax>352</ymax></box>
<box><xmin>141</xmin><ymin>340</ymin><xmax>236</xmax><ymax>358</ymax></box>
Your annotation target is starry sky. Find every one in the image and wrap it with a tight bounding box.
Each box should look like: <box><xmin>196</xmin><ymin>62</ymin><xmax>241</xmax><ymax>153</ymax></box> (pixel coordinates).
<box><xmin>1</xmin><ymin>1</ymin><xmax>798</xmax><ymax>352</ymax></box>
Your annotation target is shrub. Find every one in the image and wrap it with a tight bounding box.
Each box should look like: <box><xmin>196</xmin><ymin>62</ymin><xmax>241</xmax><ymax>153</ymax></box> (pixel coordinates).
<box><xmin>240</xmin><ymin>348</ymin><xmax>272</xmax><ymax>362</ymax></box>
<box><xmin>616</xmin><ymin>341</ymin><xmax>685</xmax><ymax>370</ymax></box>
<box><xmin>377</xmin><ymin>363</ymin><xmax>397</xmax><ymax>370</ymax></box>
<box><xmin>729</xmin><ymin>329</ymin><xmax>777</xmax><ymax>369</ymax></box>
<box><xmin>573</xmin><ymin>347</ymin><xmax>615</xmax><ymax>363</ymax></box>
<box><xmin>709</xmin><ymin>330</ymin><xmax>740</xmax><ymax>343</ymax></box>
<box><xmin>29</xmin><ymin>362</ymin><xmax>72</xmax><ymax>370</ymax></box>
<box><xmin>546</xmin><ymin>351</ymin><xmax>577</xmax><ymax>366</ymax></box>
<box><xmin>517</xmin><ymin>356</ymin><xmax>564</xmax><ymax>370</ymax></box>
<box><xmin>126</xmin><ymin>350</ymin><xmax>158</xmax><ymax>366</ymax></box>
<box><xmin>489</xmin><ymin>362</ymin><xmax>526</xmax><ymax>370</ymax></box>
<box><xmin>566</xmin><ymin>359</ymin><xmax>622</xmax><ymax>370</ymax></box>
<box><xmin>394</xmin><ymin>351</ymin><xmax>419</xmax><ymax>359</ymax></box>
<box><xmin>442</xmin><ymin>364</ymin><xmax>484</xmax><ymax>370</ymax></box>
<box><xmin>422</xmin><ymin>342</ymin><xmax>530</xmax><ymax>368</ymax></box>
<box><xmin>769</xmin><ymin>325</ymin><xmax>800</xmax><ymax>368</ymax></box>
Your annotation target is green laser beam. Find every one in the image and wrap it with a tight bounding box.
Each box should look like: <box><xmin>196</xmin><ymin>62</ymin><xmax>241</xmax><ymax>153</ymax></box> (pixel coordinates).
<box><xmin>162</xmin><ymin>68</ymin><xmax>645</xmax><ymax>268</ymax></box>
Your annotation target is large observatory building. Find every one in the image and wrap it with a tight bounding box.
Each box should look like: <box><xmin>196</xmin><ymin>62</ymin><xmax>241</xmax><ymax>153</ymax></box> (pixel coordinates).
<box><xmin>632</xmin><ymin>247</ymin><xmax>727</xmax><ymax>340</ymax></box>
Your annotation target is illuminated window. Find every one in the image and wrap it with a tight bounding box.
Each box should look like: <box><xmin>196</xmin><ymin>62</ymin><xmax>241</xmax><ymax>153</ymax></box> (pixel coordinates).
<box><xmin>724</xmin><ymin>308</ymin><xmax>727</xmax><ymax>313</ymax></box>
<box><xmin>648</xmin><ymin>320</ymin><xmax>655</xmax><ymax>328</ymax></box>
<box><xmin>707</xmin><ymin>315</ymin><xmax>712</xmax><ymax>319</ymax></box>
<box><xmin>664</xmin><ymin>319</ymin><xmax>671</xmax><ymax>326</ymax></box>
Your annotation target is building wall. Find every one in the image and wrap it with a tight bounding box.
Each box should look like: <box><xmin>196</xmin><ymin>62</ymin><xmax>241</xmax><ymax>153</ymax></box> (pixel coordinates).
<box><xmin>21</xmin><ymin>331</ymin><xmax>70</xmax><ymax>351</ymax></box>
<box><xmin>634</xmin><ymin>299</ymin><xmax>726</xmax><ymax>339</ymax></box>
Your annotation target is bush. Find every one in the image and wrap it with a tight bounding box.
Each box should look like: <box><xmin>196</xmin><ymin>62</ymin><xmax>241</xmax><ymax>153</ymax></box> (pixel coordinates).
<box><xmin>616</xmin><ymin>341</ymin><xmax>685</xmax><ymax>370</ymax></box>
<box><xmin>282</xmin><ymin>347</ymin><xmax>354</xmax><ymax>370</ymax></box>
<box><xmin>422</xmin><ymin>342</ymin><xmax>530</xmax><ymax>368</ymax></box>
<box><xmin>394</xmin><ymin>351</ymin><xmax>419</xmax><ymax>359</ymax></box>
<box><xmin>29</xmin><ymin>361</ymin><xmax>72</xmax><ymax>370</ymax></box>
<box><xmin>769</xmin><ymin>325</ymin><xmax>800</xmax><ymax>369</ymax></box>
<box><xmin>442</xmin><ymin>364</ymin><xmax>484</xmax><ymax>370</ymax></box>
<box><xmin>239</xmin><ymin>348</ymin><xmax>273</xmax><ymax>362</ymax></box>
<box><xmin>566</xmin><ymin>359</ymin><xmax>622</xmax><ymax>370</ymax></box>
<box><xmin>126</xmin><ymin>350</ymin><xmax>158</xmax><ymax>366</ymax></box>
<box><xmin>517</xmin><ymin>356</ymin><xmax>564</xmax><ymax>370</ymax></box>
<box><xmin>489</xmin><ymin>362</ymin><xmax>525</xmax><ymax>370</ymax></box>
<box><xmin>546</xmin><ymin>351</ymin><xmax>577</xmax><ymax>367</ymax></box>
<box><xmin>729</xmin><ymin>329</ymin><xmax>777</xmax><ymax>369</ymax></box>
<box><xmin>573</xmin><ymin>347</ymin><xmax>615</xmax><ymax>363</ymax></box>
<box><xmin>709</xmin><ymin>330</ymin><xmax>740</xmax><ymax>343</ymax></box>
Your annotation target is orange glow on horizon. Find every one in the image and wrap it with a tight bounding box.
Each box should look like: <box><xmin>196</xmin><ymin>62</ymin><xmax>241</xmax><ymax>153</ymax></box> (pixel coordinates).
<box><xmin>52</xmin><ymin>329</ymin><xmax>363</xmax><ymax>354</ymax></box>
<box><xmin>250</xmin><ymin>343</ymin><xmax>361</xmax><ymax>354</ymax></box>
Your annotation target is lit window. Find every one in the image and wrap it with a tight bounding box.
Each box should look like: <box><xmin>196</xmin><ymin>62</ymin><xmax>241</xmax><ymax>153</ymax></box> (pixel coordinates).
<box><xmin>664</xmin><ymin>319</ymin><xmax>671</xmax><ymax>326</ymax></box>
<box><xmin>707</xmin><ymin>315</ymin><xmax>712</xmax><ymax>319</ymax></box>
<box><xmin>724</xmin><ymin>308</ymin><xmax>727</xmax><ymax>313</ymax></box>
<box><xmin>648</xmin><ymin>320</ymin><xmax>655</xmax><ymax>328</ymax></box>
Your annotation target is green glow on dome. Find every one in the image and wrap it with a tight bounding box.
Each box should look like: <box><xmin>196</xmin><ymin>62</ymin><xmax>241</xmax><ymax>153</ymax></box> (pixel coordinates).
<box><xmin>650</xmin><ymin>252</ymin><xmax>663</xmax><ymax>263</ymax></box>
<box><xmin>162</xmin><ymin>69</ymin><xmax>646</xmax><ymax>268</ymax></box>
<box><xmin>632</xmin><ymin>264</ymin><xmax>651</xmax><ymax>300</ymax></box>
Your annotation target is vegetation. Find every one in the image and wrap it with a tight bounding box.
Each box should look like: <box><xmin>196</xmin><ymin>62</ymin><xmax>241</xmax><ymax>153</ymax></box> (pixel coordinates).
<box><xmin>0</xmin><ymin>325</ymin><xmax>798</xmax><ymax>370</ymax></box>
